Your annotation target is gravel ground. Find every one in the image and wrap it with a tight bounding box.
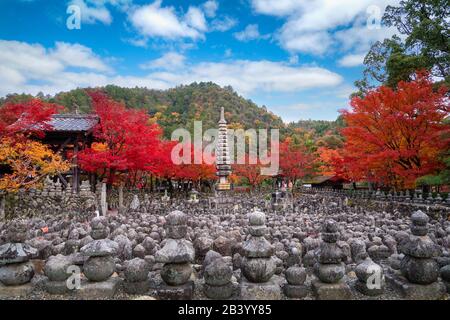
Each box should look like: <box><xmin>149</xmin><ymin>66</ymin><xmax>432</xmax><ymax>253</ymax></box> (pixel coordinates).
<box><xmin>1</xmin><ymin>272</ymin><xmax>448</xmax><ymax>300</ymax></box>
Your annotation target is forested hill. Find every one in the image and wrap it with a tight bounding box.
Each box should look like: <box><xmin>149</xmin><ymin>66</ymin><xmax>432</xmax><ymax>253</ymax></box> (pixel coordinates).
<box><xmin>0</xmin><ymin>82</ymin><xmax>343</xmax><ymax>140</ymax></box>
<box><xmin>0</xmin><ymin>83</ymin><xmax>288</xmax><ymax>138</ymax></box>
<box><xmin>288</xmin><ymin>118</ymin><xmax>345</xmax><ymax>136</ymax></box>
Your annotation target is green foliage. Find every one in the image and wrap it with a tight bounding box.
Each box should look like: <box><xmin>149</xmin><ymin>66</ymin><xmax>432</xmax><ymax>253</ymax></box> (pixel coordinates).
<box><xmin>0</xmin><ymin>93</ymin><xmax>35</xmax><ymax>105</ymax></box>
<box><xmin>286</xmin><ymin>118</ymin><xmax>345</xmax><ymax>151</ymax></box>
<box><xmin>288</xmin><ymin>119</ymin><xmax>342</xmax><ymax>136</ymax></box>
<box><xmin>21</xmin><ymin>82</ymin><xmax>286</xmax><ymax>138</ymax></box>
<box><xmin>417</xmin><ymin>155</ymin><xmax>450</xmax><ymax>188</ymax></box>
<box><xmin>355</xmin><ymin>0</ymin><xmax>450</xmax><ymax>95</ymax></box>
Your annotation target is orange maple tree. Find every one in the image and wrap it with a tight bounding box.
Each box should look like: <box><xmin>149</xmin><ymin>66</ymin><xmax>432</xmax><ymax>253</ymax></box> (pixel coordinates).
<box><xmin>0</xmin><ymin>99</ymin><xmax>70</xmax><ymax>191</ymax></box>
<box><xmin>316</xmin><ymin>147</ymin><xmax>346</xmax><ymax>178</ymax></box>
<box><xmin>0</xmin><ymin>137</ymin><xmax>70</xmax><ymax>191</ymax></box>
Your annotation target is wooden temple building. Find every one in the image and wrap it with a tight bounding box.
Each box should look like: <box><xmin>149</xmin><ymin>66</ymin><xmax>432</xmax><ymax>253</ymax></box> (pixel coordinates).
<box><xmin>40</xmin><ymin>114</ymin><xmax>99</xmax><ymax>192</ymax></box>
<box><xmin>303</xmin><ymin>175</ymin><xmax>349</xmax><ymax>190</ymax></box>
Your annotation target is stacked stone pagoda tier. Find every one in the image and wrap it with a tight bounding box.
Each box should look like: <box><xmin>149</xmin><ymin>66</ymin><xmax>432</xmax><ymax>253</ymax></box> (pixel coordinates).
<box><xmin>216</xmin><ymin>107</ymin><xmax>231</xmax><ymax>191</ymax></box>
<box><xmin>0</xmin><ymin>220</ymin><xmax>37</xmax><ymax>288</ymax></box>
<box><xmin>123</xmin><ymin>258</ymin><xmax>150</xmax><ymax>294</ymax></box>
<box><xmin>43</xmin><ymin>254</ymin><xmax>74</xmax><ymax>294</ymax></box>
<box><xmin>401</xmin><ymin>211</ymin><xmax>441</xmax><ymax>284</ymax></box>
<box><xmin>312</xmin><ymin>219</ymin><xmax>352</xmax><ymax>300</ymax></box>
<box><xmin>354</xmin><ymin>258</ymin><xmax>385</xmax><ymax>296</ymax></box>
<box><xmin>242</xmin><ymin>210</ymin><xmax>276</xmax><ymax>282</ymax></box>
<box><xmin>314</xmin><ymin>220</ymin><xmax>346</xmax><ymax>283</ymax></box>
<box><xmin>155</xmin><ymin>210</ymin><xmax>195</xmax><ymax>299</ymax></box>
<box><xmin>203</xmin><ymin>257</ymin><xmax>233</xmax><ymax>299</ymax></box>
<box><xmin>284</xmin><ymin>266</ymin><xmax>308</xmax><ymax>298</ymax></box>
<box><xmin>76</xmin><ymin>217</ymin><xmax>121</xmax><ymax>298</ymax></box>
<box><xmin>240</xmin><ymin>210</ymin><xmax>281</xmax><ymax>300</ymax></box>
<box><xmin>385</xmin><ymin>210</ymin><xmax>446</xmax><ymax>299</ymax></box>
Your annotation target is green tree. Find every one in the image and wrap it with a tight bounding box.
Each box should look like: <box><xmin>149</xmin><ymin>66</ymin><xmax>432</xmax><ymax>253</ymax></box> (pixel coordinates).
<box><xmin>355</xmin><ymin>0</ymin><xmax>449</xmax><ymax>95</ymax></box>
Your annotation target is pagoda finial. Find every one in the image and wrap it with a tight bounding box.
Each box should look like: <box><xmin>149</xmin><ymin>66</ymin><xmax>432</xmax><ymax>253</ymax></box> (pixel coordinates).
<box><xmin>219</xmin><ymin>107</ymin><xmax>226</xmax><ymax>124</ymax></box>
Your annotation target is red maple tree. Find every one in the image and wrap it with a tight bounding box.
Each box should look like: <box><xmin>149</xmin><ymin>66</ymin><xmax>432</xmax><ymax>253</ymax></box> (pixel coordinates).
<box><xmin>78</xmin><ymin>91</ymin><xmax>170</xmax><ymax>186</ymax></box>
<box><xmin>0</xmin><ymin>99</ymin><xmax>61</xmax><ymax>138</ymax></box>
<box><xmin>170</xmin><ymin>142</ymin><xmax>217</xmax><ymax>188</ymax></box>
<box><xmin>279</xmin><ymin>137</ymin><xmax>316</xmax><ymax>187</ymax></box>
<box><xmin>233</xmin><ymin>155</ymin><xmax>268</xmax><ymax>190</ymax></box>
<box><xmin>340</xmin><ymin>72</ymin><xmax>449</xmax><ymax>189</ymax></box>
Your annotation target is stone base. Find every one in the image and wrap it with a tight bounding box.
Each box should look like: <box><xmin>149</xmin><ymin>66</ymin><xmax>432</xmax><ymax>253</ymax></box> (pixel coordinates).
<box><xmin>157</xmin><ymin>281</ymin><xmax>194</xmax><ymax>300</ymax></box>
<box><xmin>240</xmin><ymin>275</ymin><xmax>282</xmax><ymax>300</ymax></box>
<box><xmin>204</xmin><ymin>282</ymin><xmax>233</xmax><ymax>299</ymax></box>
<box><xmin>283</xmin><ymin>284</ymin><xmax>308</xmax><ymax>299</ymax></box>
<box><xmin>311</xmin><ymin>279</ymin><xmax>352</xmax><ymax>300</ymax></box>
<box><xmin>444</xmin><ymin>281</ymin><xmax>450</xmax><ymax>294</ymax></box>
<box><xmin>0</xmin><ymin>282</ymin><xmax>34</xmax><ymax>299</ymax></box>
<box><xmin>217</xmin><ymin>183</ymin><xmax>231</xmax><ymax>191</ymax></box>
<box><xmin>72</xmin><ymin>277</ymin><xmax>122</xmax><ymax>299</ymax></box>
<box><xmin>353</xmin><ymin>279</ymin><xmax>384</xmax><ymax>296</ymax></box>
<box><xmin>385</xmin><ymin>272</ymin><xmax>445</xmax><ymax>300</ymax></box>
<box><xmin>123</xmin><ymin>280</ymin><xmax>150</xmax><ymax>295</ymax></box>
<box><xmin>43</xmin><ymin>279</ymin><xmax>70</xmax><ymax>295</ymax></box>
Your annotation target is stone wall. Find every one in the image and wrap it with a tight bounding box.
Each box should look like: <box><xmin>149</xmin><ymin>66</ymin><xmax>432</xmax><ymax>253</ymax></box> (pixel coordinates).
<box><xmin>1</xmin><ymin>178</ymin><xmax>97</xmax><ymax>219</ymax></box>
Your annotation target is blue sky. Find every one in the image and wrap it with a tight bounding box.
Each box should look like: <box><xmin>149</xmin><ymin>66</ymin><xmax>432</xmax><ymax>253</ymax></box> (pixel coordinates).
<box><xmin>0</xmin><ymin>0</ymin><xmax>400</xmax><ymax>122</ymax></box>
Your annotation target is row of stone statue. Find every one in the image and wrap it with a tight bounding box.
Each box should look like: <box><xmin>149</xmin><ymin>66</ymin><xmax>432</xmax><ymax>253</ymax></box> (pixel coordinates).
<box><xmin>0</xmin><ymin>209</ymin><xmax>448</xmax><ymax>300</ymax></box>
<box><xmin>304</xmin><ymin>187</ymin><xmax>450</xmax><ymax>206</ymax></box>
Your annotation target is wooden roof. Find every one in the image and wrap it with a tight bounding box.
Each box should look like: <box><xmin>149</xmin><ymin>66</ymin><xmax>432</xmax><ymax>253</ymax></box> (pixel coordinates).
<box><xmin>45</xmin><ymin>114</ymin><xmax>99</xmax><ymax>132</ymax></box>
<box><xmin>304</xmin><ymin>175</ymin><xmax>349</xmax><ymax>184</ymax></box>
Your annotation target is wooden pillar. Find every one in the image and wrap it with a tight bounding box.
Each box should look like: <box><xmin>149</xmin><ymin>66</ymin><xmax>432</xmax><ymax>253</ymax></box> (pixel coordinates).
<box><xmin>0</xmin><ymin>195</ymin><xmax>5</xmax><ymax>221</ymax></box>
<box><xmin>118</xmin><ymin>183</ymin><xmax>124</xmax><ymax>211</ymax></box>
<box><xmin>101</xmin><ymin>182</ymin><xmax>107</xmax><ymax>216</ymax></box>
<box><xmin>72</xmin><ymin>137</ymin><xmax>79</xmax><ymax>193</ymax></box>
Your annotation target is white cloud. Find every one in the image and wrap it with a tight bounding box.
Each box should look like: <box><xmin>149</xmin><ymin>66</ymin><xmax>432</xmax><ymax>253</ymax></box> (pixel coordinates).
<box><xmin>0</xmin><ymin>40</ymin><xmax>343</xmax><ymax>99</ymax></box>
<box><xmin>234</xmin><ymin>24</ymin><xmax>269</xmax><ymax>42</ymax></box>
<box><xmin>129</xmin><ymin>1</ymin><xmax>203</xmax><ymax>40</ymax></box>
<box><xmin>70</xmin><ymin>0</ymin><xmax>112</xmax><ymax>24</ymax></box>
<box><xmin>121</xmin><ymin>1</ymin><xmax>237</xmax><ymax>45</ymax></box>
<box><xmin>202</xmin><ymin>0</ymin><xmax>218</xmax><ymax>18</ymax></box>
<box><xmin>334</xmin><ymin>84</ymin><xmax>357</xmax><ymax>99</ymax></box>
<box><xmin>185</xmin><ymin>6</ymin><xmax>208</xmax><ymax>32</ymax></box>
<box><xmin>279</xmin><ymin>31</ymin><xmax>332</xmax><ymax>55</ymax></box>
<box><xmin>288</xmin><ymin>55</ymin><xmax>299</xmax><ymax>65</ymax></box>
<box><xmin>337</xmin><ymin>53</ymin><xmax>366</xmax><ymax>67</ymax></box>
<box><xmin>210</xmin><ymin>16</ymin><xmax>238</xmax><ymax>32</ymax></box>
<box><xmin>251</xmin><ymin>0</ymin><xmax>400</xmax><ymax>57</ymax></box>
<box><xmin>0</xmin><ymin>41</ymin><xmax>63</xmax><ymax>79</ymax></box>
<box><xmin>68</xmin><ymin>0</ymin><xmax>132</xmax><ymax>25</ymax></box>
<box><xmin>50</xmin><ymin>42</ymin><xmax>112</xmax><ymax>72</ymax></box>
<box><xmin>124</xmin><ymin>37</ymin><xmax>148</xmax><ymax>48</ymax></box>
<box><xmin>334</xmin><ymin>21</ymin><xmax>399</xmax><ymax>52</ymax></box>
<box><xmin>128</xmin><ymin>1</ymin><xmax>236</xmax><ymax>42</ymax></box>
<box><xmin>251</xmin><ymin>0</ymin><xmax>303</xmax><ymax>17</ymax></box>
<box><xmin>0</xmin><ymin>40</ymin><xmax>114</xmax><ymax>96</ymax></box>
<box><xmin>140</xmin><ymin>52</ymin><xmax>186</xmax><ymax>71</ymax></box>
<box><xmin>149</xmin><ymin>60</ymin><xmax>342</xmax><ymax>94</ymax></box>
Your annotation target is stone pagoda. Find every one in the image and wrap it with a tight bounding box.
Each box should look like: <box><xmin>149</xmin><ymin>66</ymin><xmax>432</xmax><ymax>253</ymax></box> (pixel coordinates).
<box><xmin>386</xmin><ymin>210</ymin><xmax>445</xmax><ymax>299</ymax></box>
<box><xmin>215</xmin><ymin>107</ymin><xmax>232</xmax><ymax>191</ymax></box>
